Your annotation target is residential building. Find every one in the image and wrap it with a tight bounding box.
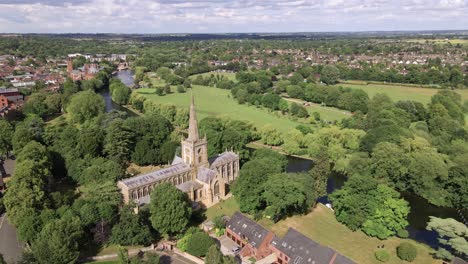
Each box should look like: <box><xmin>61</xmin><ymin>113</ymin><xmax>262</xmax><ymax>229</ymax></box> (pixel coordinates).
<box><xmin>226</xmin><ymin>212</ymin><xmax>355</xmax><ymax>264</ymax></box>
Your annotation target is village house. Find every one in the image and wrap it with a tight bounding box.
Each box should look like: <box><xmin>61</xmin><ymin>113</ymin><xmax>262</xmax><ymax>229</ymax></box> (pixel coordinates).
<box><xmin>226</xmin><ymin>212</ymin><xmax>355</xmax><ymax>264</ymax></box>
<box><xmin>67</xmin><ymin>57</ymin><xmax>100</xmax><ymax>81</ymax></box>
<box><xmin>117</xmin><ymin>97</ymin><xmax>240</xmax><ymax>209</ymax></box>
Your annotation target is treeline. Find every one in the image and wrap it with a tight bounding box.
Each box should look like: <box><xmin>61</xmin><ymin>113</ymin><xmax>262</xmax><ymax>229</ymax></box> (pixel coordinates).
<box><xmin>338</xmin><ymin>63</ymin><xmax>468</xmax><ymax>88</ymax></box>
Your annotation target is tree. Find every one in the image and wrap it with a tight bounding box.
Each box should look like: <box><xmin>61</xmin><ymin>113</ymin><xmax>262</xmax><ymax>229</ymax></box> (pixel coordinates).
<box><xmin>263</xmin><ymin>173</ymin><xmax>308</xmax><ymax>221</ymax></box>
<box><xmin>330</xmin><ymin>175</ymin><xmax>409</xmax><ymax>236</ymax></box>
<box><xmin>104</xmin><ymin>120</ymin><xmax>135</xmax><ymax>164</ymax></box>
<box><xmin>290</xmin><ymin>103</ymin><xmax>309</xmax><ymax>118</ymax></box>
<box><xmin>112</xmin><ymin>84</ymin><xmax>132</xmax><ymax>105</ymax></box>
<box><xmin>233</xmin><ymin>158</ymin><xmax>284</xmax><ymax>213</ymax></box>
<box><xmin>150</xmin><ymin>183</ymin><xmax>191</xmax><ymax>236</ymax></box>
<box><xmin>260</xmin><ymin>125</ymin><xmax>283</xmax><ymax>146</ymax></box>
<box><xmin>205</xmin><ymin>244</ymin><xmax>224</xmax><ymax>264</ymax></box>
<box><xmin>375</xmin><ymin>250</ymin><xmax>390</xmax><ymax>262</ymax></box>
<box><xmin>396</xmin><ymin>242</ymin><xmax>417</xmax><ymax>262</ymax></box>
<box><xmin>0</xmin><ymin>119</ymin><xmax>13</xmax><ymax>156</ymax></box>
<box><xmin>111</xmin><ymin>206</ymin><xmax>153</xmax><ymax>246</ymax></box>
<box><xmin>32</xmin><ymin>216</ymin><xmax>84</xmax><ymax>264</ymax></box>
<box><xmin>361</xmin><ymin>184</ymin><xmax>410</xmax><ymax>239</ymax></box>
<box><xmin>308</xmin><ymin>149</ymin><xmax>330</xmax><ymax>198</ymax></box>
<box><xmin>205</xmin><ymin>244</ymin><xmax>237</xmax><ymax>264</ymax></box>
<box><xmin>67</xmin><ymin>90</ymin><xmax>105</xmax><ymax>123</ymax></box>
<box><xmin>426</xmin><ymin>217</ymin><xmax>468</xmax><ymax>259</ymax></box>
<box><xmin>177</xmin><ymin>85</ymin><xmax>185</xmax><ymax>93</ymax></box>
<box><xmin>320</xmin><ymin>65</ymin><xmax>340</xmax><ymax>85</ymax></box>
<box><xmin>186</xmin><ymin>232</ymin><xmax>215</xmax><ymax>257</ymax></box>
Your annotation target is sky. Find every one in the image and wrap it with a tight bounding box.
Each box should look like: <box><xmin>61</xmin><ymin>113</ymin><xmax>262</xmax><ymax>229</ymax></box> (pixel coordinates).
<box><xmin>0</xmin><ymin>0</ymin><xmax>466</xmax><ymax>33</ymax></box>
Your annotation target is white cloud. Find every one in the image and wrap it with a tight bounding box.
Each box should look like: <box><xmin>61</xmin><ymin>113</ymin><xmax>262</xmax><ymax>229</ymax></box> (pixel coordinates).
<box><xmin>0</xmin><ymin>0</ymin><xmax>466</xmax><ymax>33</ymax></box>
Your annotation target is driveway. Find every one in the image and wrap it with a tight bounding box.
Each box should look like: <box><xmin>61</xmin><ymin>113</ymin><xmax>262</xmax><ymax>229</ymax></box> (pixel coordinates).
<box><xmin>219</xmin><ymin>235</ymin><xmax>239</xmax><ymax>256</ymax></box>
<box><xmin>0</xmin><ymin>215</ymin><xmax>24</xmax><ymax>264</ymax></box>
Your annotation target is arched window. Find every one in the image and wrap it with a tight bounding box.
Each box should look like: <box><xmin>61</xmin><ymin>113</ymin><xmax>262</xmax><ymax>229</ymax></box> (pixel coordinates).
<box><xmin>214</xmin><ymin>181</ymin><xmax>220</xmax><ymax>196</ymax></box>
<box><xmin>132</xmin><ymin>191</ymin><xmax>138</xmax><ymax>199</ymax></box>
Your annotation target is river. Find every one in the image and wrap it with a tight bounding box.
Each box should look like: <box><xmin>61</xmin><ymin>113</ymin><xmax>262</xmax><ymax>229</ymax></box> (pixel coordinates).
<box><xmin>284</xmin><ymin>155</ymin><xmax>465</xmax><ymax>249</ymax></box>
<box><xmin>101</xmin><ymin>69</ymin><xmax>135</xmax><ymax>112</ymax></box>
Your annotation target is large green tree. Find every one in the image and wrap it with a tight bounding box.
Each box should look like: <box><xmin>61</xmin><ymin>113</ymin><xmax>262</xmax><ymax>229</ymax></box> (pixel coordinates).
<box><xmin>110</xmin><ymin>206</ymin><xmax>153</xmax><ymax>246</ymax></box>
<box><xmin>67</xmin><ymin>90</ymin><xmax>105</xmax><ymax>123</ymax></box>
<box><xmin>320</xmin><ymin>65</ymin><xmax>340</xmax><ymax>85</ymax></box>
<box><xmin>0</xmin><ymin>119</ymin><xmax>14</xmax><ymax>156</ymax></box>
<box><xmin>149</xmin><ymin>183</ymin><xmax>192</xmax><ymax>236</ymax></box>
<box><xmin>32</xmin><ymin>216</ymin><xmax>84</xmax><ymax>264</ymax></box>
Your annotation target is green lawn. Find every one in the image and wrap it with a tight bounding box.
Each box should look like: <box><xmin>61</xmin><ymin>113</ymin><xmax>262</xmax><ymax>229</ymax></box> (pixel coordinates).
<box><xmin>284</xmin><ymin>97</ymin><xmax>351</xmax><ymax>121</ymax></box>
<box><xmin>190</xmin><ymin>72</ymin><xmax>237</xmax><ymax>81</ymax></box>
<box><xmin>337</xmin><ymin>83</ymin><xmax>468</xmax><ymax>105</ymax></box>
<box><xmin>205</xmin><ymin>197</ymin><xmax>240</xmax><ymax>220</ymax></box>
<box><xmin>136</xmin><ymin>85</ymin><xmax>303</xmax><ymax>132</ymax></box>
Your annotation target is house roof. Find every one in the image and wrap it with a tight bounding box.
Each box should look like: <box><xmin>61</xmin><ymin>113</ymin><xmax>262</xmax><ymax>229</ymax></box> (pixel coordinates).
<box><xmin>119</xmin><ymin>162</ymin><xmax>191</xmax><ymax>189</ymax></box>
<box><xmin>272</xmin><ymin>228</ymin><xmax>355</xmax><ymax>264</ymax></box>
<box><xmin>227</xmin><ymin>212</ymin><xmax>270</xmax><ymax>249</ymax></box>
<box><xmin>453</xmin><ymin>257</ymin><xmax>468</xmax><ymax>264</ymax></box>
<box><xmin>209</xmin><ymin>151</ymin><xmax>238</xmax><ymax>168</ymax></box>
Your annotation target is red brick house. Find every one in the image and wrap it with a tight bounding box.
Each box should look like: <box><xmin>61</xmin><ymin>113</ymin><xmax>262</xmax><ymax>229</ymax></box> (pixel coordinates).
<box><xmin>226</xmin><ymin>212</ymin><xmax>355</xmax><ymax>264</ymax></box>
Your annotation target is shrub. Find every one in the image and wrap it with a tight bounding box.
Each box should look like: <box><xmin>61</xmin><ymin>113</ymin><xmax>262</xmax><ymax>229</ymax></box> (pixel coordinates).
<box><xmin>375</xmin><ymin>249</ymin><xmax>390</xmax><ymax>262</ymax></box>
<box><xmin>397</xmin><ymin>229</ymin><xmax>409</xmax><ymax>238</ymax></box>
<box><xmin>397</xmin><ymin>242</ymin><xmax>417</xmax><ymax>262</ymax></box>
<box><xmin>186</xmin><ymin>232</ymin><xmax>215</xmax><ymax>257</ymax></box>
<box><xmin>213</xmin><ymin>215</ymin><xmax>225</xmax><ymax>229</ymax></box>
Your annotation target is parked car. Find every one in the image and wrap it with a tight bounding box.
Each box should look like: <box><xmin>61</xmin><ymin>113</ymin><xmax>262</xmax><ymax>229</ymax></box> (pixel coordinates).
<box><xmin>231</xmin><ymin>246</ymin><xmax>241</xmax><ymax>254</ymax></box>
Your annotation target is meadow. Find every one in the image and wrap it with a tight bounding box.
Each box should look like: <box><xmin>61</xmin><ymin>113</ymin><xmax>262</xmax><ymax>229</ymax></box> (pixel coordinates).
<box><xmin>337</xmin><ymin>82</ymin><xmax>468</xmax><ymax>105</ymax></box>
<box><xmin>136</xmin><ymin>85</ymin><xmax>303</xmax><ymax>132</ymax></box>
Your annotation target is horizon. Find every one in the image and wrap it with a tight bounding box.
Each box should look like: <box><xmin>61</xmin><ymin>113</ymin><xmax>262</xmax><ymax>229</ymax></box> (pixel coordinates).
<box><xmin>0</xmin><ymin>0</ymin><xmax>467</xmax><ymax>34</ymax></box>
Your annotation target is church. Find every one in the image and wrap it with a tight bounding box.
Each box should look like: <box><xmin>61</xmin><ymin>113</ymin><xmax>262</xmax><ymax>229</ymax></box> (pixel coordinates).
<box><xmin>118</xmin><ymin>96</ymin><xmax>240</xmax><ymax>208</ymax></box>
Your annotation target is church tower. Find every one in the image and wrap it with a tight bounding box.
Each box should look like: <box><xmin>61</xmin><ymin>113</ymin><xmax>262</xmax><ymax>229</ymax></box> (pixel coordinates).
<box><xmin>181</xmin><ymin>95</ymin><xmax>209</xmax><ymax>168</ymax></box>
<box><xmin>67</xmin><ymin>57</ymin><xmax>73</xmax><ymax>76</ymax></box>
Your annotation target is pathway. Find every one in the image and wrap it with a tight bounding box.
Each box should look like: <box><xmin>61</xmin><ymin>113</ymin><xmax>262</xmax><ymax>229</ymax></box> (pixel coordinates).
<box><xmin>0</xmin><ymin>215</ymin><xmax>24</xmax><ymax>264</ymax></box>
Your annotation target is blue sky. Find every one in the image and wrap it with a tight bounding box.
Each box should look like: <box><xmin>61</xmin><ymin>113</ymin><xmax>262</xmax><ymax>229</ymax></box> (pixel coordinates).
<box><xmin>0</xmin><ymin>0</ymin><xmax>466</xmax><ymax>33</ymax></box>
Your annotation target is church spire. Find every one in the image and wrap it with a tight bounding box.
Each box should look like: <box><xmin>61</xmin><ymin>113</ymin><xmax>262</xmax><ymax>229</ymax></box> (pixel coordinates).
<box><xmin>187</xmin><ymin>94</ymin><xmax>199</xmax><ymax>141</ymax></box>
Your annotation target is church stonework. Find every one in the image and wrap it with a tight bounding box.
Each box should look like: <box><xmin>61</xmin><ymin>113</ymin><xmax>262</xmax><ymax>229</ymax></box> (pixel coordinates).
<box><xmin>117</xmin><ymin>96</ymin><xmax>240</xmax><ymax>208</ymax></box>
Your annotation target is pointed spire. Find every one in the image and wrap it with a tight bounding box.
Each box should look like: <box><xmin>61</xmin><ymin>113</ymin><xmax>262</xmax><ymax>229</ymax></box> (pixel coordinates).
<box><xmin>187</xmin><ymin>94</ymin><xmax>199</xmax><ymax>141</ymax></box>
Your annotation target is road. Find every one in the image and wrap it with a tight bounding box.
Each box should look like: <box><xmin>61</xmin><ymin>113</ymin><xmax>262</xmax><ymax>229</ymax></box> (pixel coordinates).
<box><xmin>160</xmin><ymin>252</ymin><xmax>198</xmax><ymax>264</ymax></box>
<box><xmin>0</xmin><ymin>215</ymin><xmax>24</xmax><ymax>264</ymax></box>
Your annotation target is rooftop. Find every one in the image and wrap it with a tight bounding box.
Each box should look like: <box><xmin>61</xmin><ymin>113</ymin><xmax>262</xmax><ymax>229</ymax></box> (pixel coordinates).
<box><xmin>119</xmin><ymin>162</ymin><xmax>191</xmax><ymax>189</ymax></box>
<box><xmin>227</xmin><ymin>212</ymin><xmax>270</xmax><ymax>249</ymax></box>
<box><xmin>272</xmin><ymin>228</ymin><xmax>355</xmax><ymax>264</ymax></box>
<box><xmin>197</xmin><ymin>167</ymin><xmax>217</xmax><ymax>184</ymax></box>
<box><xmin>210</xmin><ymin>151</ymin><xmax>238</xmax><ymax>168</ymax></box>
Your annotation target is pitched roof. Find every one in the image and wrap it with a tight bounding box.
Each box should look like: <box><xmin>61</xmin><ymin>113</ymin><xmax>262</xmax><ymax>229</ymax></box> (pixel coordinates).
<box><xmin>272</xmin><ymin>228</ymin><xmax>355</xmax><ymax>264</ymax></box>
<box><xmin>119</xmin><ymin>162</ymin><xmax>191</xmax><ymax>189</ymax></box>
<box><xmin>453</xmin><ymin>257</ymin><xmax>468</xmax><ymax>264</ymax></box>
<box><xmin>209</xmin><ymin>151</ymin><xmax>238</xmax><ymax>168</ymax></box>
<box><xmin>177</xmin><ymin>180</ymin><xmax>203</xmax><ymax>192</ymax></box>
<box><xmin>197</xmin><ymin>167</ymin><xmax>217</xmax><ymax>184</ymax></box>
<box><xmin>227</xmin><ymin>212</ymin><xmax>270</xmax><ymax>249</ymax></box>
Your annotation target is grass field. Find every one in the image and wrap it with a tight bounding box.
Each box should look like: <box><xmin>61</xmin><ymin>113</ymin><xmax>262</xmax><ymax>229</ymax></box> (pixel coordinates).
<box><xmin>136</xmin><ymin>85</ymin><xmax>303</xmax><ymax>132</ymax></box>
<box><xmin>283</xmin><ymin>97</ymin><xmax>351</xmax><ymax>121</ymax></box>
<box><xmin>337</xmin><ymin>83</ymin><xmax>468</xmax><ymax>105</ymax></box>
<box><xmin>190</xmin><ymin>72</ymin><xmax>237</xmax><ymax>81</ymax></box>
<box><xmin>205</xmin><ymin>196</ymin><xmax>240</xmax><ymax>220</ymax></box>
